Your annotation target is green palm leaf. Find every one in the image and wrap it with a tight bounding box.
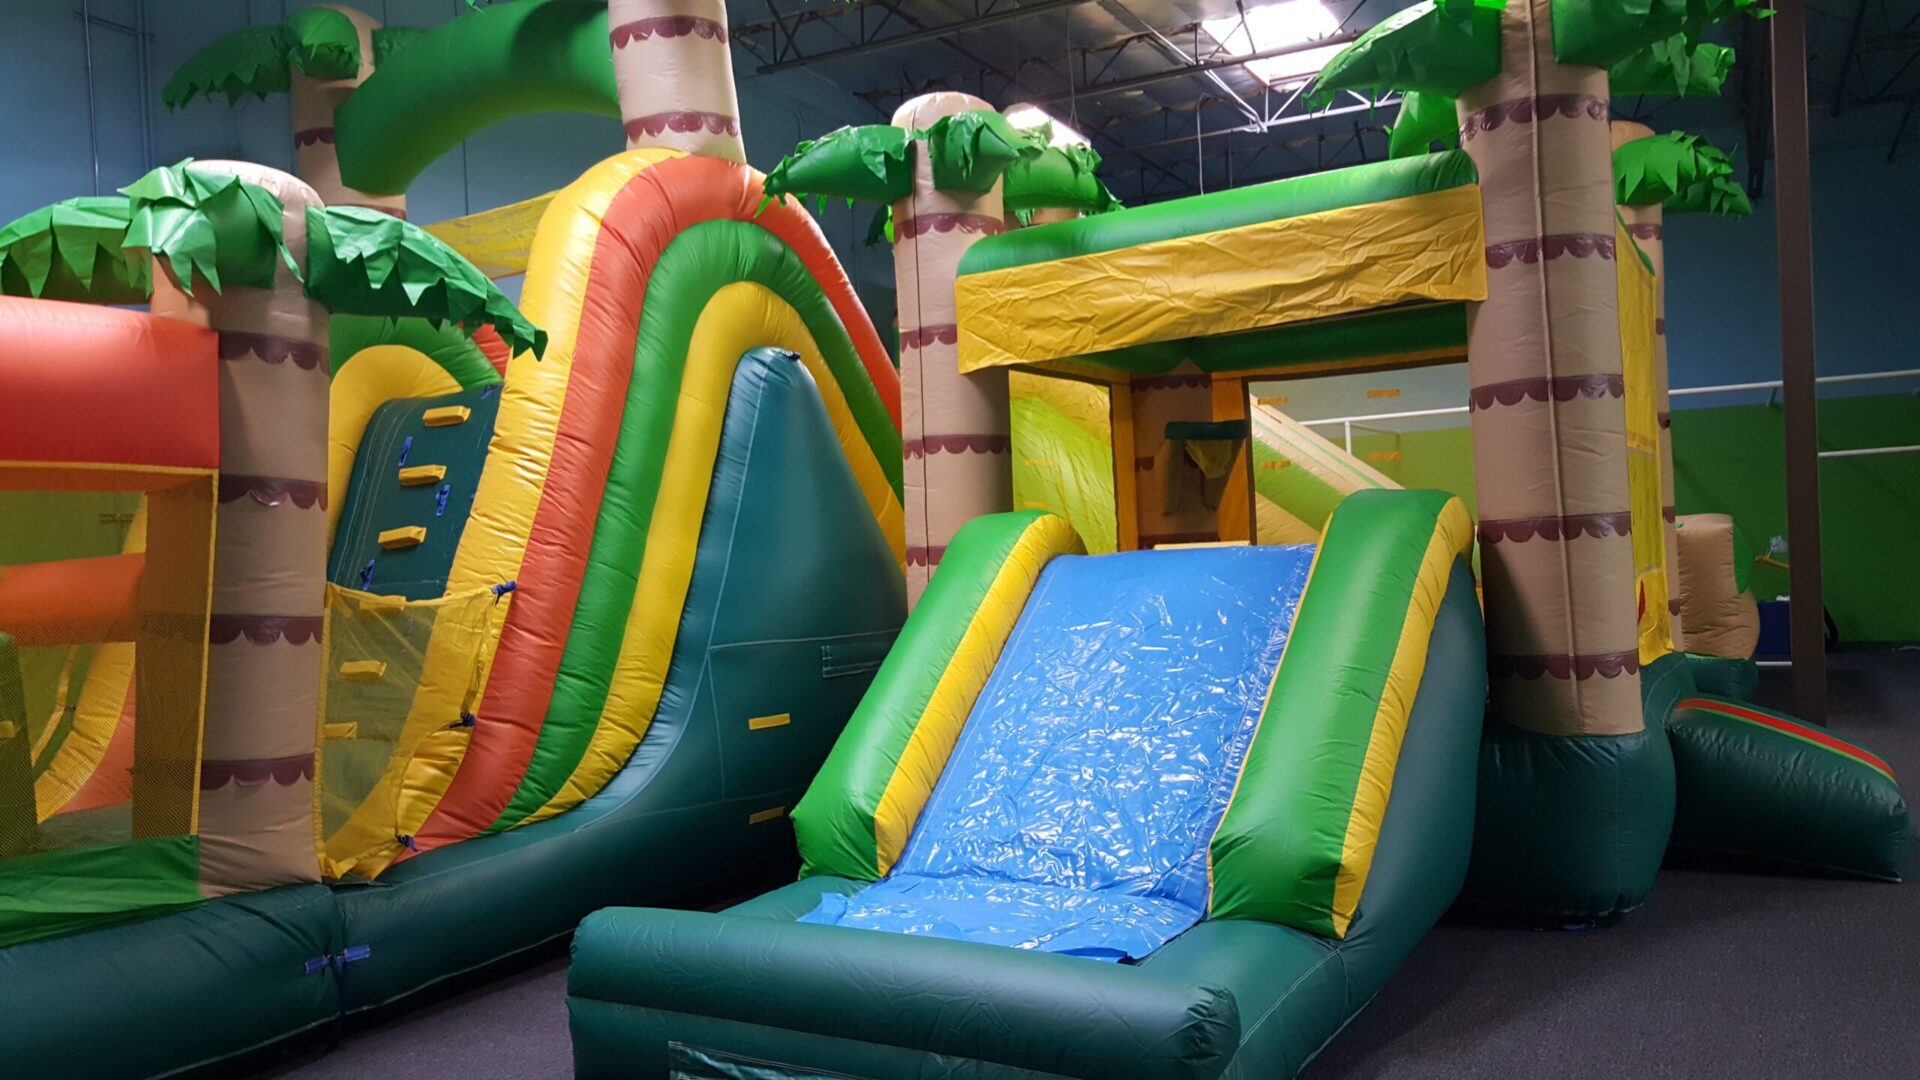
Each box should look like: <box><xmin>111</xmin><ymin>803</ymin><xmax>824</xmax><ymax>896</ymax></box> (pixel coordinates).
<box><xmin>1555</xmin><ymin>0</ymin><xmax>1761</xmax><ymax>68</ymax></box>
<box><xmin>1611</xmin><ymin>36</ymin><xmax>1735</xmax><ymax>96</ymax></box>
<box><xmin>1002</xmin><ymin>144</ymin><xmax>1121</xmax><ymax>215</ymax></box>
<box><xmin>121</xmin><ymin>161</ymin><xmax>296</xmax><ymax>293</ymax></box>
<box><xmin>764</xmin><ymin>125</ymin><xmax>914</xmax><ymax>205</ymax></box>
<box><xmin>304</xmin><ymin>206</ymin><xmax>546</xmax><ymax>359</ymax></box>
<box><xmin>1613</xmin><ymin>132</ymin><xmax>1749</xmax><ymax>215</ymax></box>
<box><xmin>1309</xmin><ymin>0</ymin><xmax>1506</xmax><ymax>104</ymax></box>
<box><xmin>923</xmin><ymin>110</ymin><xmax>1047</xmax><ymax>192</ymax></box>
<box><xmin>285</xmin><ymin>6</ymin><xmax>363</xmax><ymax>80</ymax></box>
<box><xmin>163</xmin><ymin>9</ymin><xmax>366</xmax><ymax>109</ymax></box>
<box><xmin>0</xmin><ymin>196</ymin><xmax>150</xmax><ymax>303</ymax></box>
<box><xmin>162</xmin><ymin>26</ymin><xmax>293</xmax><ymax>107</ymax></box>
<box><xmin>371</xmin><ymin>25</ymin><xmax>429</xmax><ymax>66</ymax></box>
<box><xmin>1387</xmin><ymin>91</ymin><xmax>1461</xmax><ymax>159</ymax></box>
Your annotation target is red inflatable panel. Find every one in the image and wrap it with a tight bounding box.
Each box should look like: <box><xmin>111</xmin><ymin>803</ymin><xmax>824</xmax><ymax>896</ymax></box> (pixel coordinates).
<box><xmin>0</xmin><ymin>297</ymin><xmax>219</xmax><ymax>477</ymax></box>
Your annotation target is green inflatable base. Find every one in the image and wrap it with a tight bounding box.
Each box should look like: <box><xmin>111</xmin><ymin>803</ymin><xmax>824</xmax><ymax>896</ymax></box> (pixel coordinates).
<box><xmin>1683</xmin><ymin>653</ymin><xmax>1760</xmax><ymax>703</ymax></box>
<box><xmin>1462</xmin><ymin>652</ymin><xmax>1691</xmax><ymax>921</ymax></box>
<box><xmin>1670</xmin><ymin>696</ymin><xmax>1910</xmax><ymax>881</ymax></box>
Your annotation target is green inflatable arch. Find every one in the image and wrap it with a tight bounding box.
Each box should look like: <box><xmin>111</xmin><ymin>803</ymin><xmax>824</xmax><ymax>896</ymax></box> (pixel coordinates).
<box><xmin>334</xmin><ymin>0</ymin><xmax>618</xmax><ymax>196</ymax></box>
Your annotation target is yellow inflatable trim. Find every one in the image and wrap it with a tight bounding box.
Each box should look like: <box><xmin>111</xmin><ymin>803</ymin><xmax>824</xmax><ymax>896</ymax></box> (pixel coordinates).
<box><xmin>1618</xmin><ymin>220</ymin><xmax>1674</xmax><ymax>665</ymax></box>
<box><xmin>956</xmin><ymin>186</ymin><xmax>1487</xmax><ymax>372</ymax></box>
<box><xmin>872</xmin><ymin>514</ymin><xmax>1081</xmax><ymax>876</ymax></box>
<box><xmin>1330</xmin><ymin>496</ymin><xmax>1473</xmax><ymax>937</ymax></box>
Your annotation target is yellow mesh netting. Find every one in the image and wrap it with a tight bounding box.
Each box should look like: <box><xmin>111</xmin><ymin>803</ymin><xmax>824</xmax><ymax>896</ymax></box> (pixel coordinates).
<box><xmin>0</xmin><ymin>477</ymin><xmax>213</xmax><ymax>943</ymax></box>
<box><xmin>318</xmin><ymin>582</ymin><xmax>504</xmax><ymax>876</ymax></box>
<box><xmin>1618</xmin><ymin>225</ymin><xmax>1673</xmax><ymax>664</ymax></box>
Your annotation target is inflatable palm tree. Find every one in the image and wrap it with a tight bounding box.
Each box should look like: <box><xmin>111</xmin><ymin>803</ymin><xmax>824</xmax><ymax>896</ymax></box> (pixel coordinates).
<box><xmin>0</xmin><ymin>160</ymin><xmax>540</xmax><ymax>893</ymax></box>
<box><xmin>758</xmin><ymin>106</ymin><xmax>1122</xmax><ymax>598</ymax></box>
<box><xmin>1309</xmin><ymin>0</ymin><xmax>1759</xmax><ymax>916</ymax></box>
<box><xmin>163</xmin><ymin>4</ymin><xmax>421</xmax><ymax>215</ymax></box>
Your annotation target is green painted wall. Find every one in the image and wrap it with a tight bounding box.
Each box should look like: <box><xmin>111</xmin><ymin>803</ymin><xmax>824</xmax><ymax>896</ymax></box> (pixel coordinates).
<box><xmin>1334</xmin><ymin>392</ymin><xmax>1918</xmax><ymax>643</ymax></box>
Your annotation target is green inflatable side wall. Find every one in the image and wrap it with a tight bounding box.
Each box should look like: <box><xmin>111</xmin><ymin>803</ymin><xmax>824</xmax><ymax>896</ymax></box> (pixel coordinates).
<box><xmin>334</xmin><ymin>0</ymin><xmax>618</xmax><ymax>196</ymax></box>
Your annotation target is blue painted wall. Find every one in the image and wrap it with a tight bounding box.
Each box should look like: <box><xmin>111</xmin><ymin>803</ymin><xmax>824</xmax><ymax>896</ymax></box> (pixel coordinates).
<box><xmin>1664</xmin><ymin>140</ymin><xmax>1920</xmax><ymax>398</ymax></box>
<box><xmin>0</xmin><ymin>1</ymin><xmax>895</xmax><ymax>318</ymax></box>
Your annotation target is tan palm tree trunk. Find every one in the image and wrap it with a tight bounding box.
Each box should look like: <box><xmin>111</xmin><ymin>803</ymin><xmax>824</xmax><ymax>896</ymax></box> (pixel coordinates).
<box><xmin>149</xmin><ymin>163</ymin><xmax>330</xmax><ymax>895</ymax></box>
<box><xmin>1456</xmin><ymin>0</ymin><xmax>1640</xmax><ymax>734</ymax></box>
<box><xmin>607</xmin><ymin>0</ymin><xmax>745</xmax><ymax>163</ymax></box>
<box><xmin>1611</xmin><ymin>120</ymin><xmax>1684</xmax><ymax>649</ymax></box>
<box><xmin>891</xmin><ymin>92</ymin><xmax>1012</xmax><ymax>603</ymax></box>
<box><xmin>290</xmin><ymin>5</ymin><xmax>406</xmax><ymax>217</ymax></box>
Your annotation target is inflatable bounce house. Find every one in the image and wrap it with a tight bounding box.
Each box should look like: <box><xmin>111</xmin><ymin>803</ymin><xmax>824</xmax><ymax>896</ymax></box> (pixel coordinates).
<box><xmin>0</xmin><ymin>2</ymin><xmax>1906</xmax><ymax>1079</ymax></box>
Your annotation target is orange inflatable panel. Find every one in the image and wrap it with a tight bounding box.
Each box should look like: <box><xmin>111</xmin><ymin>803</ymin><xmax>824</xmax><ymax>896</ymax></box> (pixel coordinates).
<box><xmin>0</xmin><ymin>297</ymin><xmax>218</xmax><ymax>478</ymax></box>
<box><xmin>0</xmin><ymin>552</ymin><xmax>143</xmax><ymax>646</ymax></box>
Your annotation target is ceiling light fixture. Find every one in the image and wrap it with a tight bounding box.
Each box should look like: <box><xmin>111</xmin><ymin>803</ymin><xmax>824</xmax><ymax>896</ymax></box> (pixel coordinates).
<box><xmin>1004</xmin><ymin>103</ymin><xmax>1091</xmax><ymax>148</ymax></box>
<box><xmin>1203</xmin><ymin>0</ymin><xmax>1346</xmax><ymax>88</ymax></box>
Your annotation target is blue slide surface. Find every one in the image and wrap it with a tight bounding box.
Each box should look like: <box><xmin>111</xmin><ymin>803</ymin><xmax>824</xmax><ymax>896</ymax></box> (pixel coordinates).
<box><xmin>804</xmin><ymin>545</ymin><xmax>1313</xmax><ymax>959</ymax></box>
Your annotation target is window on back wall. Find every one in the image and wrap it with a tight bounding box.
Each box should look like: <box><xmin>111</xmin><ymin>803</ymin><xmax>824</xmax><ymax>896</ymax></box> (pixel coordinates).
<box><xmin>1244</xmin><ymin>363</ymin><xmax>1475</xmax><ymax>546</ymax></box>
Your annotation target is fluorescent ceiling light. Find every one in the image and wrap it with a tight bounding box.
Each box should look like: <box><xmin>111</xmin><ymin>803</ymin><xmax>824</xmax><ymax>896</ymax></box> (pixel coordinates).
<box><xmin>1004</xmin><ymin>103</ymin><xmax>1090</xmax><ymax>148</ymax></box>
<box><xmin>1203</xmin><ymin>0</ymin><xmax>1345</xmax><ymax>87</ymax></box>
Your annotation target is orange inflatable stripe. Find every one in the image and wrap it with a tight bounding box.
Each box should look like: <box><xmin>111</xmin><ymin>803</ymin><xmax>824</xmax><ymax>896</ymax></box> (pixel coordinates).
<box><xmin>409</xmin><ymin>156</ymin><xmax>896</xmax><ymax>850</ymax></box>
<box><xmin>0</xmin><ymin>298</ymin><xmax>219</xmax><ymax>471</ymax></box>
<box><xmin>0</xmin><ymin>553</ymin><xmax>143</xmax><ymax>647</ymax></box>
<box><xmin>59</xmin><ymin>678</ymin><xmax>137</xmax><ymax>815</ymax></box>
<box><xmin>471</xmin><ymin>325</ymin><xmax>512</xmax><ymax>378</ymax></box>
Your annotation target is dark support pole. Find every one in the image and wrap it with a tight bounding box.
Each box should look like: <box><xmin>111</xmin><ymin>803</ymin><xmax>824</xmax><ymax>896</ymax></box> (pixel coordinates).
<box><xmin>1771</xmin><ymin>1</ymin><xmax>1827</xmax><ymax>724</ymax></box>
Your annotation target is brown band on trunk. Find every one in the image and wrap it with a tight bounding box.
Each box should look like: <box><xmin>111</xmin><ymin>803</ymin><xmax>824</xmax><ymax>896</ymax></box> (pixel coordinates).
<box><xmin>207</xmin><ymin>614</ymin><xmax>325</xmax><ymax>646</ymax></box>
<box><xmin>622</xmin><ymin>111</ymin><xmax>740</xmax><ymax>140</ymax></box>
<box><xmin>1478</xmin><ymin>512</ymin><xmax>1632</xmax><ymax>542</ymax></box>
<box><xmin>218</xmin><ymin>330</ymin><xmax>326</xmax><ymax>371</ymax></box>
<box><xmin>200</xmin><ymin>754</ymin><xmax>316</xmax><ymax>790</ymax></box>
<box><xmin>899</xmin><ymin>324</ymin><xmax>959</xmax><ymax>349</ymax></box>
<box><xmin>1489</xmin><ymin>650</ymin><xmax>1641</xmax><ymax>679</ymax></box>
<box><xmin>895</xmin><ymin>213</ymin><xmax>1005</xmax><ymax>240</ymax></box>
<box><xmin>1469</xmin><ymin>373</ymin><xmax>1623</xmax><ymax>410</ymax></box>
<box><xmin>905</xmin><ymin>545</ymin><xmax>948</xmax><ymax>568</ymax></box>
<box><xmin>904</xmin><ymin>434</ymin><xmax>1013</xmax><ymax>458</ymax></box>
<box><xmin>1486</xmin><ymin>233</ymin><xmax>1615</xmax><ymax>268</ymax></box>
<box><xmin>1460</xmin><ymin>93</ymin><xmax>1607</xmax><ymax>142</ymax></box>
<box><xmin>609</xmin><ymin>15</ymin><xmax>728</xmax><ymax>45</ymax></box>
<box><xmin>218</xmin><ymin>475</ymin><xmax>328</xmax><ymax>510</ymax></box>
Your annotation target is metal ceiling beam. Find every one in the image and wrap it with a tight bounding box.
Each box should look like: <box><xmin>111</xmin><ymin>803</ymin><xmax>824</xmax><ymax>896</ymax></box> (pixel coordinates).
<box><xmin>755</xmin><ymin>0</ymin><xmax>1097</xmax><ymax>74</ymax></box>
<box><xmin>1032</xmin><ymin>31</ymin><xmax>1362</xmax><ymax>104</ymax></box>
<box><xmin>1831</xmin><ymin>0</ymin><xmax>1871</xmax><ymax>117</ymax></box>
<box><xmin>1095</xmin><ymin>95</ymin><xmax>1395</xmax><ymax>158</ymax></box>
<box><xmin>1096</xmin><ymin>0</ymin><xmax>1261</xmax><ymax>125</ymax></box>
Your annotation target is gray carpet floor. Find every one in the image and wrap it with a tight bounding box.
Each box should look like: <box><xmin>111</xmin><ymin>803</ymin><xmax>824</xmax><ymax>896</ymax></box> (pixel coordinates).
<box><xmin>253</xmin><ymin>651</ymin><xmax>1920</xmax><ymax>1080</ymax></box>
